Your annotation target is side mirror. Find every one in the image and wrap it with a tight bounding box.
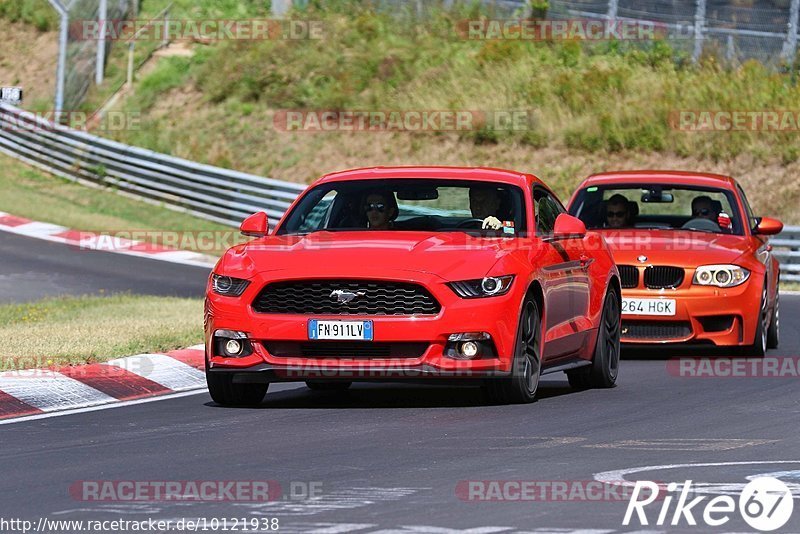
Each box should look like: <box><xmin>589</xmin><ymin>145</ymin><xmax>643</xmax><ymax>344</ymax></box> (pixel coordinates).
<box><xmin>553</xmin><ymin>213</ymin><xmax>587</xmax><ymax>237</ymax></box>
<box><xmin>240</xmin><ymin>212</ymin><xmax>269</xmax><ymax>237</ymax></box>
<box><xmin>754</xmin><ymin>216</ymin><xmax>783</xmax><ymax>236</ymax></box>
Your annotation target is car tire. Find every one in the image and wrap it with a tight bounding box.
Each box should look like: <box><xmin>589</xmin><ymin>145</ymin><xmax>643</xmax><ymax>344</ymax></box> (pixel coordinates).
<box><xmin>767</xmin><ymin>288</ymin><xmax>779</xmax><ymax>350</ymax></box>
<box><xmin>306</xmin><ymin>381</ymin><xmax>352</xmax><ymax>391</ymax></box>
<box><xmin>567</xmin><ymin>286</ymin><xmax>621</xmax><ymax>389</ymax></box>
<box><xmin>483</xmin><ymin>297</ymin><xmax>542</xmax><ymax>405</ymax></box>
<box><xmin>742</xmin><ymin>284</ymin><xmax>769</xmax><ymax>358</ymax></box>
<box><xmin>206</xmin><ymin>372</ymin><xmax>269</xmax><ymax>406</ymax></box>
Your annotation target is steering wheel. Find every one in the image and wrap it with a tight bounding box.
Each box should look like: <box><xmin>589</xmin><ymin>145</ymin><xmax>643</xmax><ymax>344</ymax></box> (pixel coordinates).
<box><xmin>456</xmin><ymin>218</ymin><xmax>484</xmax><ymax>229</ymax></box>
<box><xmin>681</xmin><ymin>217</ymin><xmax>721</xmax><ymax>232</ymax></box>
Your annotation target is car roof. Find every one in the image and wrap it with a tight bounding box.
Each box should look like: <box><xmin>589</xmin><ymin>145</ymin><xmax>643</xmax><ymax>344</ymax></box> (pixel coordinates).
<box><xmin>580</xmin><ymin>170</ymin><xmax>738</xmax><ymax>190</ymax></box>
<box><xmin>316</xmin><ymin>166</ymin><xmax>538</xmax><ymax>188</ymax></box>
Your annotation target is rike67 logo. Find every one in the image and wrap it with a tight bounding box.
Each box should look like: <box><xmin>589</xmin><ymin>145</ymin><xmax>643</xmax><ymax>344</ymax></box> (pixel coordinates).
<box><xmin>624</xmin><ymin>477</ymin><xmax>794</xmax><ymax>531</ymax></box>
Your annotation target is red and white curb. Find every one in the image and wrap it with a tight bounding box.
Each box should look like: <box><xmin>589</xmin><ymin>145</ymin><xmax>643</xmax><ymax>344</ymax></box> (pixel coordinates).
<box><xmin>0</xmin><ymin>345</ymin><xmax>206</xmax><ymax>421</ymax></box>
<box><xmin>0</xmin><ymin>211</ymin><xmax>216</xmax><ymax>268</ymax></box>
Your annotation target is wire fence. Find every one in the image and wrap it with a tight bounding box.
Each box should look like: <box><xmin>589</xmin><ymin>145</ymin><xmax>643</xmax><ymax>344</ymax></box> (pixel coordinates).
<box><xmin>366</xmin><ymin>0</ymin><xmax>800</xmax><ymax>66</ymax></box>
<box><xmin>46</xmin><ymin>0</ymin><xmax>135</xmax><ymax>112</ymax></box>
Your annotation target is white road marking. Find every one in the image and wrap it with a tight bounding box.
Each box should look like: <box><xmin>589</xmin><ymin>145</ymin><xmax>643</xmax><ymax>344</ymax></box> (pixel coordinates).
<box><xmin>415</xmin><ymin>437</ymin><xmax>586</xmax><ymax>450</ymax></box>
<box><xmin>12</xmin><ymin>221</ymin><xmax>69</xmax><ymax>238</ymax></box>
<box><xmin>235</xmin><ymin>487</ymin><xmax>424</xmax><ymax>516</ymax></box>
<box><xmin>0</xmin><ymin>389</ymin><xmax>207</xmax><ymax>425</ymax></box>
<box><xmin>594</xmin><ymin>460</ymin><xmax>800</xmax><ymax>498</ymax></box>
<box><xmin>0</xmin><ymin>370</ymin><xmax>115</xmax><ymax>411</ymax></box>
<box><xmin>104</xmin><ymin>353</ymin><xmax>205</xmax><ymax>390</ymax></box>
<box><xmin>584</xmin><ymin>438</ymin><xmax>777</xmax><ymax>451</ymax></box>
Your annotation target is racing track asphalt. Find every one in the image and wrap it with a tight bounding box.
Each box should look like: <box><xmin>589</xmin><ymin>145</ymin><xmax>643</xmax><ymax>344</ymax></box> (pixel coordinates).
<box><xmin>0</xmin><ymin>231</ymin><xmax>211</xmax><ymax>302</ymax></box>
<box><xmin>2</xmin><ymin>297</ymin><xmax>799</xmax><ymax>532</ymax></box>
<box><xmin>2</xmin><ymin>229</ymin><xmax>800</xmax><ymax>532</ymax></box>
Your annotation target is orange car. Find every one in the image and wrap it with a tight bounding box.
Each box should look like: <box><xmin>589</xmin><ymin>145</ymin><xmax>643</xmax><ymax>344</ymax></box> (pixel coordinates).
<box><xmin>567</xmin><ymin>171</ymin><xmax>782</xmax><ymax>356</ymax></box>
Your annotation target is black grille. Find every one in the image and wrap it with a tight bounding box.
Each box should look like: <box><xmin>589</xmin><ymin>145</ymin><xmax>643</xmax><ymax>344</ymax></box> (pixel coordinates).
<box><xmin>252</xmin><ymin>280</ymin><xmax>441</xmax><ymax>316</ymax></box>
<box><xmin>263</xmin><ymin>341</ymin><xmax>429</xmax><ymax>359</ymax></box>
<box><xmin>622</xmin><ymin>321</ymin><xmax>692</xmax><ymax>340</ymax></box>
<box><xmin>644</xmin><ymin>266</ymin><xmax>685</xmax><ymax>289</ymax></box>
<box><xmin>618</xmin><ymin>265</ymin><xmax>639</xmax><ymax>289</ymax></box>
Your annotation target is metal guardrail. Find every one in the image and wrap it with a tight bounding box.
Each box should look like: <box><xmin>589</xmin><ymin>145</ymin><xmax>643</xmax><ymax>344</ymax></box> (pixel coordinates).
<box><xmin>0</xmin><ymin>104</ymin><xmax>306</xmax><ymax>228</ymax></box>
<box><xmin>1</xmin><ymin>102</ymin><xmax>798</xmax><ymax>282</ymax></box>
<box><xmin>771</xmin><ymin>226</ymin><xmax>800</xmax><ymax>283</ymax></box>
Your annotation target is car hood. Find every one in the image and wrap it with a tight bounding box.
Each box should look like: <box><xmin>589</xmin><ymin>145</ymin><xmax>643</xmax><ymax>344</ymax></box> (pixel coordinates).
<box><xmin>598</xmin><ymin>229</ymin><xmax>751</xmax><ymax>266</ymax></box>
<box><xmin>217</xmin><ymin>231</ymin><xmax>524</xmax><ymax>281</ymax></box>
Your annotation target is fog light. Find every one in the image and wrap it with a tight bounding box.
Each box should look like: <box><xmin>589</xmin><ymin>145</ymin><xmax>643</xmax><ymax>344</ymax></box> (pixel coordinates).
<box><xmin>225</xmin><ymin>339</ymin><xmax>243</xmax><ymax>356</ymax></box>
<box><xmin>460</xmin><ymin>341</ymin><xmax>479</xmax><ymax>358</ymax></box>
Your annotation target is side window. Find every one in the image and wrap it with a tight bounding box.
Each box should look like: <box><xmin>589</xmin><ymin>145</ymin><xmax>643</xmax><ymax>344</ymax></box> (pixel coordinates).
<box><xmin>737</xmin><ymin>185</ymin><xmax>757</xmax><ymax>230</ymax></box>
<box><xmin>297</xmin><ymin>190</ymin><xmax>337</xmax><ymax>233</ymax></box>
<box><xmin>534</xmin><ymin>188</ymin><xmax>563</xmax><ymax>235</ymax></box>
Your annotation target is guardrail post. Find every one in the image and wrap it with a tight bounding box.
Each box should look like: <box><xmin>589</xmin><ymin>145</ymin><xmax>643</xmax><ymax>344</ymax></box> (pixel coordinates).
<box><xmin>606</xmin><ymin>0</ymin><xmax>618</xmax><ymax>24</ymax></box>
<box><xmin>95</xmin><ymin>0</ymin><xmax>107</xmax><ymax>85</ymax></box>
<box><xmin>782</xmin><ymin>0</ymin><xmax>800</xmax><ymax>62</ymax></box>
<box><xmin>127</xmin><ymin>43</ymin><xmax>135</xmax><ymax>87</ymax></box>
<box><xmin>693</xmin><ymin>0</ymin><xmax>706</xmax><ymax>63</ymax></box>
<box><xmin>272</xmin><ymin>0</ymin><xmax>292</xmax><ymax>17</ymax></box>
<box><xmin>46</xmin><ymin>0</ymin><xmax>68</xmax><ymax>113</ymax></box>
<box><xmin>161</xmin><ymin>6</ymin><xmax>170</xmax><ymax>49</ymax></box>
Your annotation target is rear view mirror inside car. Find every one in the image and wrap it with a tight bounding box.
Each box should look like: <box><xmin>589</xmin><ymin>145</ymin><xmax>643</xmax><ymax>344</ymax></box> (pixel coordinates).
<box><xmin>397</xmin><ymin>187</ymin><xmax>439</xmax><ymax>201</ymax></box>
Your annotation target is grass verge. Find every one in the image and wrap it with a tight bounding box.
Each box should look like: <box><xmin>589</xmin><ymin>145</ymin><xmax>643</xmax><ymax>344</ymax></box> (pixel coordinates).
<box><xmin>0</xmin><ymin>153</ymin><xmax>239</xmax><ymax>255</ymax></box>
<box><xmin>0</xmin><ymin>294</ymin><xmax>203</xmax><ymax>368</ymax></box>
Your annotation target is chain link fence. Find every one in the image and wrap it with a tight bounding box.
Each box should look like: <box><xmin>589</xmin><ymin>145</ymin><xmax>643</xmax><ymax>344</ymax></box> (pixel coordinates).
<box><xmin>556</xmin><ymin>0</ymin><xmax>799</xmax><ymax>65</ymax></box>
<box><xmin>366</xmin><ymin>0</ymin><xmax>799</xmax><ymax>66</ymax></box>
<box><xmin>46</xmin><ymin>0</ymin><xmax>134</xmax><ymax>112</ymax></box>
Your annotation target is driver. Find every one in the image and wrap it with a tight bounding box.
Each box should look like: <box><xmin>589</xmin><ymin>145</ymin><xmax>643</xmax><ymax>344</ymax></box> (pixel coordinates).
<box><xmin>363</xmin><ymin>190</ymin><xmax>398</xmax><ymax>230</ymax></box>
<box><xmin>469</xmin><ymin>186</ymin><xmax>505</xmax><ymax>230</ymax></box>
<box><xmin>605</xmin><ymin>194</ymin><xmax>633</xmax><ymax>228</ymax></box>
<box><xmin>691</xmin><ymin>196</ymin><xmax>720</xmax><ymax>222</ymax></box>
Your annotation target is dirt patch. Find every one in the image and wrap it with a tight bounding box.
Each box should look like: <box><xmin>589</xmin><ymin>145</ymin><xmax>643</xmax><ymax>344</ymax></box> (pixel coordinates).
<box><xmin>0</xmin><ymin>18</ymin><xmax>57</xmax><ymax>108</ymax></box>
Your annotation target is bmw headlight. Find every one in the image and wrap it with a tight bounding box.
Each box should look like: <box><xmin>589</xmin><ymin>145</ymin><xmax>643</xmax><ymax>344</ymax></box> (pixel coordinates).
<box><xmin>692</xmin><ymin>265</ymin><xmax>750</xmax><ymax>288</ymax></box>
<box><xmin>211</xmin><ymin>274</ymin><xmax>251</xmax><ymax>296</ymax></box>
<box><xmin>448</xmin><ymin>275</ymin><xmax>515</xmax><ymax>298</ymax></box>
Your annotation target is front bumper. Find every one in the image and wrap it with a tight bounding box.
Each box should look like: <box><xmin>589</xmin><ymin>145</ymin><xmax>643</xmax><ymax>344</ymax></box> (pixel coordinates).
<box><xmin>620</xmin><ymin>277</ymin><xmax>762</xmax><ymax>346</ymax></box>
<box><xmin>205</xmin><ymin>271</ymin><xmax>524</xmax><ymax>380</ymax></box>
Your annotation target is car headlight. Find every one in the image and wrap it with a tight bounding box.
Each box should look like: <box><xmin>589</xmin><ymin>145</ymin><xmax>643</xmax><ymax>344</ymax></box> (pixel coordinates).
<box><xmin>448</xmin><ymin>275</ymin><xmax>515</xmax><ymax>298</ymax></box>
<box><xmin>211</xmin><ymin>274</ymin><xmax>250</xmax><ymax>296</ymax></box>
<box><xmin>692</xmin><ymin>265</ymin><xmax>750</xmax><ymax>288</ymax></box>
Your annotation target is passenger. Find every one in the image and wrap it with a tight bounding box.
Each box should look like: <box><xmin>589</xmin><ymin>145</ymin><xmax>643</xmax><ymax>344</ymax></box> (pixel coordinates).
<box><xmin>605</xmin><ymin>194</ymin><xmax>633</xmax><ymax>228</ymax></box>
<box><xmin>691</xmin><ymin>195</ymin><xmax>720</xmax><ymax>222</ymax></box>
<box><xmin>469</xmin><ymin>186</ymin><xmax>504</xmax><ymax>230</ymax></box>
<box><xmin>363</xmin><ymin>190</ymin><xmax>398</xmax><ymax>230</ymax></box>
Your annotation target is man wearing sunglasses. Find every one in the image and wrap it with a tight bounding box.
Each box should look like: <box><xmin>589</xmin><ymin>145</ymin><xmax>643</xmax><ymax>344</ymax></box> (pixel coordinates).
<box><xmin>691</xmin><ymin>195</ymin><xmax>720</xmax><ymax>222</ymax></box>
<box><xmin>605</xmin><ymin>194</ymin><xmax>632</xmax><ymax>228</ymax></box>
<box><xmin>363</xmin><ymin>190</ymin><xmax>399</xmax><ymax>230</ymax></box>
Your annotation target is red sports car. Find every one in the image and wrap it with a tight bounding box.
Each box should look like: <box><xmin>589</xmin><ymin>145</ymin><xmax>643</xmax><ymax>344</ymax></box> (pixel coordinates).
<box><xmin>567</xmin><ymin>171</ymin><xmax>782</xmax><ymax>355</ymax></box>
<box><xmin>205</xmin><ymin>166</ymin><xmax>621</xmax><ymax>405</ymax></box>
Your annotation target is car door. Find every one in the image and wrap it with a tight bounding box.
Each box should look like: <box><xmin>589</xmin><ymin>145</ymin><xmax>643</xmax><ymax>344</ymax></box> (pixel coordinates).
<box><xmin>534</xmin><ymin>187</ymin><xmax>591</xmax><ymax>359</ymax></box>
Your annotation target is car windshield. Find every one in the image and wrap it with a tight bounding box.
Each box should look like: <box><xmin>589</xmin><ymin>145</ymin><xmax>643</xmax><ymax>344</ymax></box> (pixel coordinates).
<box><xmin>569</xmin><ymin>184</ymin><xmax>744</xmax><ymax>235</ymax></box>
<box><xmin>277</xmin><ymin>179</ymin><xmax>528</xmax><ymax>237</ymax></box>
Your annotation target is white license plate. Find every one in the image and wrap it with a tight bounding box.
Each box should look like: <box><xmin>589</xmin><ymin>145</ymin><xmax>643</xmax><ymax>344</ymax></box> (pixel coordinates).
<box><xmin>622</xmin><ymin>298</ymin><xmax>676</xmax><ymax>316</ymax></box>
<box><xmin>308</xmin><ymin>320</ymin><xmax>374</xmax><ymax>340</ymax></box>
